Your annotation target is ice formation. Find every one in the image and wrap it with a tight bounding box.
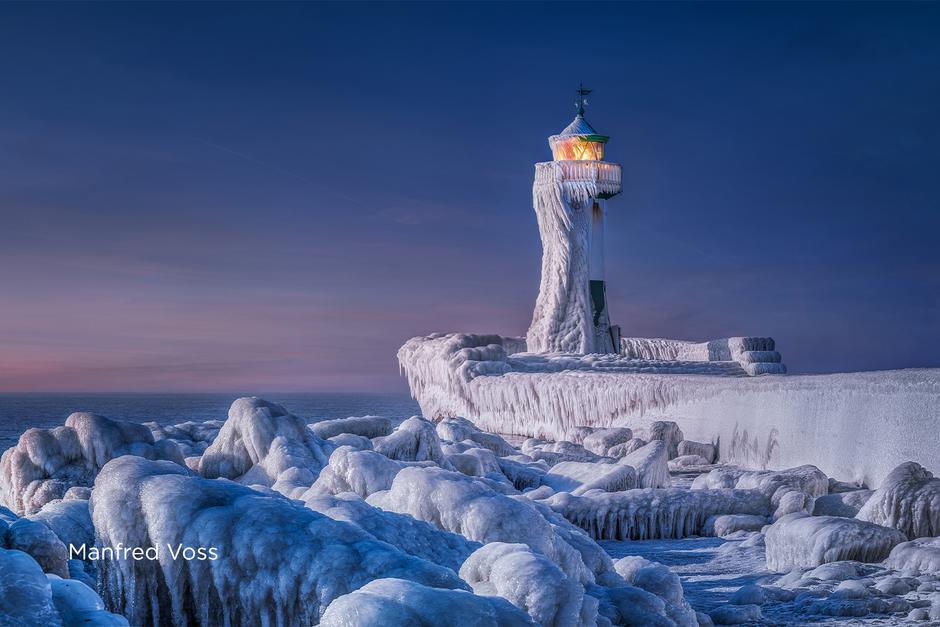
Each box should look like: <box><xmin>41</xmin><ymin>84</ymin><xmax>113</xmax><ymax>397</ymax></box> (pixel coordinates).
<box><xmin>146</xmin><ymin>419</ymin><xmax>223</xmax><ymax>460</ymax></box>
<box><xmin>618</xmin><ymin>441</ymin><xmax>670</xmax><ymax>489</ymax></box>
<box><xmin>522</xmin><ymin>438</ymin><xmax>603</xmax><ymax>465</ymax></box>
<box><xmin>310</xmin><ymin>415</ymin><xmax>393</xmax><ymax>440</ymax></box>
<box><xmin>692</xmin><ymin>464</ymin><xmax>828</xmax><ymax>518</ymax></box>
<box><xmin>613</xmin><ymin>556</ymin><xmax>698</xmax><ymax>627</ymax></box>
<box><xmin>372</xmin><ymin>416</ymin><xmax>451</xmax><ymax>467</ymax></box>
<box><xmin>885</xmin><ymin>537</ymin><xmax>940</xmax><ymax>574</ymax></box>
<box><xmin>0</xmin><ymin>412</ymin><xmax>183</xmax><ymax>515</ymax></box>
<box><xmin>812</xmin><ymin>490</ymin><xmax>873</xmax><ymax>518</ymax></box>
<box><xmin>398</xmin><ymin>331</ymin><xmax>939</xmax><ymax>487</ymax></box>
<box><xmin>677</xmin><ymin>439</ymin><xmax>717</xmax><ymax>464</ymax></box>
<box><xmin>540</xmin><ymin>460</ymin><xmax>637</xmax><ymax>495</ymax></box>
<box><xmin>581</xmin><ymin>428</ymin><xmax>633</xmax><ymax>456</ymax></box>
<box><xmin>543</xmin><ymin>488</ymin><xmax>771</xmax><ymax>541</ymax></box>
<box><xmin>198</xmin><ymin>397</ymin><xmax>331</xmax><ymax>497</ymax></box>
<box><xmin>764</xmin><ymin>512</ymin><xmax>906</xmax><ymax>571</ymax></box>
<box><xmin>701</xmin><ymin>514</ymin><xmax>768</xmax><ymax>537</ymax></box>
<box><xmin>856</xmin><ymin>461</ymin><xmax>940</xmax><ymax>538</ymax></box>
<box><xmin>319</xmin><ymin>578</ymin><xmax>536</xmax><ymax>627</ymax></box>
<box><xmin>460</xmin><ymin>542</ymin><xmax>593</xmax><ymax>626</ymax></box>
<box><xmin>305</xmin><ymin>445</ymin><xmax>433</xmax><ymax>498</ymax></box>
<box><xmin>303</xmin><ymin>492</ymin><xmax>479</xmax><ymax>572</ymax></box>
<box><xmin>436</xmin><ymin>416</ymin><xmax>516</xmax><ymax>456</ymax></box>
<box><xmin>91</xmin><ymin>456</ymin><xmax>464</xmax><ymax>626</ymax></box>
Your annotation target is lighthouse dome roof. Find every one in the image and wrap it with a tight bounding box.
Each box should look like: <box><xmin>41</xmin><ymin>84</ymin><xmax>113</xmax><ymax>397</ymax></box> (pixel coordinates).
<box><xmin>557</xmin><ymin>114</ymin><xmax>598</xmax><ymax>136</ymax></box>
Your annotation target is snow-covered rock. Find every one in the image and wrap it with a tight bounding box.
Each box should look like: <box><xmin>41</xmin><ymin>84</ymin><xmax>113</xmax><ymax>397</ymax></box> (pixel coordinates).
<box><xmin>856</xmin><ymin>461</ymin><xmax>940</xmax><ymax>538</ymax></box>
<box><xmin>303</xmin><ymin>492</ymin><xmax>479</xmax><ymax>572</ymax></box>
<box><xmin>582</xmin><ymin>428</ymin><xmax>633</xmax><ymax>456</ymax></box>
<box><xmin>367</xmin><ymin>466</ymin><xmax>591</xmax><ymax>583</ymax></box>
<box><xmin>541</xmin><ymin>461</ymin><xmax>636</xmax><ymax>495</ymax></box>
<box><xmin>460</xmin><ymin>542</ymin><xmax>593</xmax><ymax>626</ymax></box>
<box><xmin>319</xmin><ymin>578</ymin><xmax>535</xmax><ymax>627</ymax></box>
<box><xmin>702</xmin><ymin>514</ymin><xmax>768</xmax><ymax>537</ymax></box>
<box><xmin>311</xmin><ymin>415</ymin><xmax>393</xmax><ymax>440</ymax></box>
<box><xmin>198</xmin><ymin>397</ymin><xmax>331</xmax><ymax>498</ymax></box>
<box><xmin>677</xmin><ymin>439</ymin><xmax>717</xmax><ymax>464</ymax></box>
<box><xmin>619</xmin><ymin>441</ymin><xmax>670</xmax><ymax>489</ymax></box>
<box><xmin>436</xmin><ymin>417</ymin><xmax>516</xmax><ymax>456</ymax></box>
<box><xmin>644</xmin><ymin>421</ymin><xmax>684</xmax><ymax>459</ymax></box>
<box><xmin>0</xmin><ymin>412</ymin><xmax>183</xmax><ymax>515</ymax></box>
<box><xmin>543</xmin><ymin>488</ymin><xmax>771</xmax><ymax>541</ymax></box>
<box><xmin>812</xmin><ymin>490</ymin><xmax>873</xmax><ymax>518</ymax></box>
<box><xmin>613</xmin><ymin>556</ymin><xmax>697</xmax><ymax>626</ymax></box>
<box><xmin>885</xmin><ymin>537</ymin><xmax>940</xmax><ymax>575</ymax></box>
<box><xmin>304</xmin><ymin>446</ymin><xmax>432</xmax><ymax>498</ymax></box>
<box><xmin>764</xmin><ymin>513</ymin><xmax>907</xmax><ymax>571</ymax></box>
<box><xmin>91</xmin><ymin>456</ymin><xmax>464</xmax><ymax>626</ymax></box>
<box><xmin>606</xmin><ymin>438</ymin><xmax>647</xmax><ymax>459</ymax></box>
<box><xmin>373</xmin><ymin>416</ymin><xmax>450</xmax><ymax>466</ymax></box>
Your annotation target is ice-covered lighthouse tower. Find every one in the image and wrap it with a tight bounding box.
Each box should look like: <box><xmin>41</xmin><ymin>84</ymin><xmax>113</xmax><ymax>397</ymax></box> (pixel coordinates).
<box><xmin>527</xmin><ymin>86</ymin><xmax>623</xmax><ymax>354</ymax></box>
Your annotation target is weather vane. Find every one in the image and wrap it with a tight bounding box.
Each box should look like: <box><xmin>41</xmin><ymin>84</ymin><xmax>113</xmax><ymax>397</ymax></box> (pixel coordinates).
<box><xmin>575</xmin><ymin>82</ymin><xmax>592</xmax><ymax>116</ymax></box>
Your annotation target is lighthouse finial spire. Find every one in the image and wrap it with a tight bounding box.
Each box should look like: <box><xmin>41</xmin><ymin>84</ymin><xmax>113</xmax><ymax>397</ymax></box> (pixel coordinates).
<box><xmin>575</xmin><ymin>83</ymin><xmax>592</xmax><ymax>117</ymax></box>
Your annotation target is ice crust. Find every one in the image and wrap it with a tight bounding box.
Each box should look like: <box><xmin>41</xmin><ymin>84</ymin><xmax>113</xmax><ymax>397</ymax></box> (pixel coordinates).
<box><xmin>618</xmin><ymin>441</ymin><xmax>670</xmax><ymax>489</ymax></box>
<box><xmin>543</xmin><ymin>488</ymin><xmax>771</xmax><ymax>541</ymax></box>
<box><xmin>311</xmin><ymin>415</ymin><xmax>393</xmax><ymax>440</ymax></box>
<box><xmin>0</xmin><ymin>412</ymin><xmax>183</xmax><ymax>515</ymax></box>
<box><xmin>398</xmin><ymin>332</ymin><xmax>939</xmax><ymax>487</ymax></box>
<box><xmin>541</xmin><ymin>461</ymin><xmax>637</xmax><ymax>495</ymax></box>
<box><xmin>91</xmin><ymin>456</ymin><xmax>464</xmax><ymax>626</ymax></box>
<box><xmin>306</xmin><ymin>445</ymin><xmax>434</xmax><ymax>498</ymax></box>
<box><xmin>856</xmin><ymin>461</ymin><xmax>940</xmax><ymax>538</ymax></box>
<box><xmin>198</xmin><ymin>397</ymin><xmax>331</xmax><ymax>498</ymax></box>
<box><xmin>319</xmin><ymin>578</ymin><xmax>536</xmax><ymax>626</ymax></box>
<box><xmin>764</xmin><ymin>512</ymin><xmax>907</xmax><ymax>571</ymax></box>
<box><xmin>885</xmin><ymin>537</ymin><xmax>940</xmax><ymax>574</ymax></box>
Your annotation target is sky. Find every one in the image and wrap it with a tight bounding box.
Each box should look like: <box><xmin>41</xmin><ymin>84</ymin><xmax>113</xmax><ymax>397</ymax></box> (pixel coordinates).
<box><xmin>0</xmin><ymin>2</ymin><xmax>938</xmax><ymax>393</ymax></box>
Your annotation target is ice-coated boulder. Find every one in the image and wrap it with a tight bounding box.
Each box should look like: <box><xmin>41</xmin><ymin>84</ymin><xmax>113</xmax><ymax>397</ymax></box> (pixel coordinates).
<box><xmin>0</xmin><ymin>548</ymin><xmax>127</xmax><ymax>626</ymax></box>
<box><xmin>436</xmin><ymin>416</ymin><xmax>516</xmax><ymax>456</ymax></box>
<box><xmin>543</xmin><ymin>488</ymin><xmax>771</xmax><ymax>541</ymax></box>
<box><xmin>619</xmin><ymin>440</ymin><xmax>670</xmax><ymax>489</ymax></box>
<box><xmin>856</xmin><ymin>461</ymin><xmax>940</xmax><ymax>538</ymax></box>
<box><xmin>28</xmin><ymin>498</ymin><xmax>94</xmax><ymax>550</ymax></box>
<box><xmin>91</xmin><ymin>456</ymin><xmax>464</xmax><ymax>626</ymax></box>
<box><xmin>702</xmin><ymin>514</ymin><xmax>769</xmax><ymax>537</ymax></box>
<box><xmin>582</xmin><ymin>428</ymin><xmax>633</xmax><ymax>456</ymax></box>
<box><xmin>884</xmin><ymin>537</ymin><xmax>940</xmax><ymax>575</ymax></box>
<box><xmin>319</xmin><ymin>578</ymin><xmax>536</xmax><ymax>627</ymax></box>
<box><xmin>373</xmin><ymin>416</ymin><xmax>451</xmax><ymax>466</ymax></box>
<box><xmin>147</xmin><ymin>419</ymin><xmax>224</xmax><ymax>459</ymax></box>
<box><xmin>764</xmin><ymin>513</ymin><xmax>906</xmax><ymax>571</ymax></box>
<box><xmin>311</xmin><ymin>415</ymin><xmax>393</xmax><ymax>440</ymax></box>
<box><xmin>367</xmin><ymin>466</ymin><xmax>592</xmax><ymax>583</ymax></box>
<box><xmin>668</xmin><ymin>454</ymin><xmax>712</xmax><ymax>470</ymax></box>
<box><xmin>812</xmin><ymin>490</ymin><xmax>874</xmax><ymax>518</ymax></box>
<box><xmin>606</xmin><ymin>438</ymin><xmax>647</xmax><ymax>459</ymax></box>
<box><xmin>496</xmin><ymin>456</ymin><xmax>548</xmax><ymax>491</ymax></box>
<box><xmin>614</xmin><ymin>556</ymin><xmax>697</xmax><ymax>626</ymax></box>
<box><xmin>521</xmin><ymin>438</ymin><xmax>602</xmax><ymax>465</ymax></box>
<box><xmin>198</xmin><ymin>397</ymin><xmax>331</xmax><ymax>498</ymax></box>
<box><xmin>0</xmin><ymin>412</ymin><xmax>184</xmax><ymax>515</ymax></box>
<box><xmin>306</xmin><ymin>446</ymin><xmax>434</xmax><ymax>498</ymax></box>
<box><xmin>540</xmin><ymin>461</ymin><xmax>637</xmax><ymax>495</ymax></box>
<box><xmin>677</xmin><ymin>439</ymin><xmax>717</xmax><ymax>464</ymax></box>
<box><xmin>645</xmin><ymin>421</ymin><xmax>684</xmax><ymax>459</ymax></box>
<box><xmin>460</xmin><ymin>542</ymin><xmax>594</xmax><ymax>626</ymax></box>
<box><xmin>692</xmin><ymin>464</ymin><xmax>828</xmax><ymax>518</ymax></box>
<box><xmin>303</xmin><ymin>492</ymin><xmax>479</xmax><ymax>572</ymax></box>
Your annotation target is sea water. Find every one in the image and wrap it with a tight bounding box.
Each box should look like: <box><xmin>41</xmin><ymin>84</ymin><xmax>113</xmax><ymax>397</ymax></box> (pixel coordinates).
<box><xmin>0</xmin><ymin>392</ymin><xmax>419</xmax><ymax>451</ymax></box>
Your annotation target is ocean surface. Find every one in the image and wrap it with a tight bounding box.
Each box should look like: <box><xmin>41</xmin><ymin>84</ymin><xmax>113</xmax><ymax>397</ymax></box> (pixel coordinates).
<box><xmin>0</xmin><ymin>393</ymin><xmax>420</xmax><ymax>452</ymax></box>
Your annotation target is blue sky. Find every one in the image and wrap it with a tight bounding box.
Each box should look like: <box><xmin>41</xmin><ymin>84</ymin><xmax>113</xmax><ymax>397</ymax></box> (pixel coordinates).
<box><xmin>0</xmin><ymin>2</ymin><xmax>937</xmax><ymax>392</ymax></box>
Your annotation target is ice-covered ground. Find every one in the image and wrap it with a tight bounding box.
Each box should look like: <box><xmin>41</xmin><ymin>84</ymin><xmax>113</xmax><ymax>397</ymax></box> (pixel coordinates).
<box><xmin>2</xmin><ymin>396</ymin><xmax>939</xmax><ymax>625</ymax></box>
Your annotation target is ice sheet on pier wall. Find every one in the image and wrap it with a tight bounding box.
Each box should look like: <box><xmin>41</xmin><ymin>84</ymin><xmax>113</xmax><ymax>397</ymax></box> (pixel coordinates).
<box><xmin>398</xmin><ymin>333</ymin><xmax>940</xmax><ymax>487</ymax></box>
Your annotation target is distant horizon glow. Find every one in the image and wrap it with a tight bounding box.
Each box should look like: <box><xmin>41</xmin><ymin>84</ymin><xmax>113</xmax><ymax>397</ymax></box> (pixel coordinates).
<box><xmin>0</xmin><ymin>2</ymin><xmax>938</xmax><ymax>392</ymax></box>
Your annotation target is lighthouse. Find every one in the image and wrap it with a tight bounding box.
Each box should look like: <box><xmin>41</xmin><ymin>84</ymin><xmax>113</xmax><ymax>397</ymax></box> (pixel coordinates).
<box><xmin>527</xmin><ymin>87</ymin><xmax>623</xmax><ymax>355</ymax></box>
